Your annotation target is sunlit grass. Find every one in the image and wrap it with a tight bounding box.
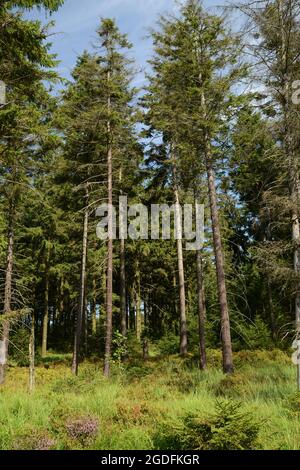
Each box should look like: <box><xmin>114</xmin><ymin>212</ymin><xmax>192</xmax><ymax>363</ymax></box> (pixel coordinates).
<box><xmin>0</xmin><ymin>350</ymin><xmax>299</xmax><ymax>450</ymax></box>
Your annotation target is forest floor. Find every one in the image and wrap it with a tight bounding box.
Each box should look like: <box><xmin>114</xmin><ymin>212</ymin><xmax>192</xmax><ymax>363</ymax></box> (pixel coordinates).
<box><xmin>0</xmin><ymin>349</ymin><xmax>300</xmax><ymax>450</ymax></box>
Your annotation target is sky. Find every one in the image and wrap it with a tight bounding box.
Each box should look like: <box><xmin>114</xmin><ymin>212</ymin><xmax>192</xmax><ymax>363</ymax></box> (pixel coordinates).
<box><xmin>26</xmin><ymin>0</ymin><xmax>224</xmax><ymax>88</ymax></box>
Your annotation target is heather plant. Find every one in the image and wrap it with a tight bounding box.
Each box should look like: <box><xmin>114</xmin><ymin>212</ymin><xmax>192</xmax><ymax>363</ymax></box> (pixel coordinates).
<box><xmin>65</xmin><ymin>416</ymin><xmax>99</xmax><ymax>447</ymax></box>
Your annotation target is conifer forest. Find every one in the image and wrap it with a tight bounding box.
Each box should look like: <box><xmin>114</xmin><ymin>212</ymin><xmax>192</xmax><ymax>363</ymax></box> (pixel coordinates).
<box><xmin>2</xmin><ymin>0</ymin><xmax>300</xmax><ymax>452</ymax></box>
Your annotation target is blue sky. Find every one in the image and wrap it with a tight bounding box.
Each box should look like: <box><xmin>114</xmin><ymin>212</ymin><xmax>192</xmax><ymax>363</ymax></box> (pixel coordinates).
<box><xmin>27</xmin><ymin>0</ymin><xmax>223</xmax><ymax>87</ymax></box>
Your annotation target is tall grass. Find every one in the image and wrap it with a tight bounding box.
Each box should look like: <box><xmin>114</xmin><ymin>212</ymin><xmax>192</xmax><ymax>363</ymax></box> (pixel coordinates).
<box><xmin>0</xmin><ymin>350</ymin><xmax>299</xmax><ymax>450</ymax></box>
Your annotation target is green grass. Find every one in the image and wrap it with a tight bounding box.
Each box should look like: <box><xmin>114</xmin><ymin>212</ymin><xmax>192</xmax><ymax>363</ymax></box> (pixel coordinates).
<box><xmin>0</xmin><ymin>349</ymin><xmax>299</xmax><ymax>450</ymax></box>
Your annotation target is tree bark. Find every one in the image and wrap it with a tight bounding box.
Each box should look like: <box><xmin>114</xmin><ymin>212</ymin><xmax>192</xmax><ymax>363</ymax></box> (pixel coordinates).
<box><xmin>196</xmin><ymin>250</ymin><xmax>207</xmax><ymax>370</ymax></box>
<box><xmin>266</xmin><ymin>276</ymin><xmax>276</xmax><ymax>341</ymax></box>
<box><xmin>83</xmin><ymin>292</ymin><xmax>88</xmax><ymax>357</ymax></box>
<box><xmin>41</xmin><ymin>255</ymin><xmax>49</xmax><ymax>358</ymax></box>
<box><xmin>4</xmin><ymin>216</ymin><xmax>13</xmax><ymax>314</ymax></box>
<box><xmin>135</xmin><ymin>262</ymin><xmax>142</xmax><ymax>342</ymax></box>
<box><xmin>206</xmin><ymin>160</ymin><xmax>234</xmax><ymax>374</ymax></box>
<box><xmin>120</xmin><ymin>238</ymin><xmax>127</xmax><ymax>337</ymax></box>
<box><xmin>29</xmin><ymin>312</ymin><xmax>35</xmax><ymax>393</ymax></box>
<box><xmin>92</xmin><ymin>276</ymin><xmax>97</xmax><ymax>335</ymax></box>
<box><xmin>104</xmin><ymin>69</ymin><xmax>114</xmax><ymax>378</ymax></box>
<box><xmin>278</xmin><ymin>0</ymin><xmax>300</xmax><ymax>389</ymax></box>
<box><xmin>72</xmin><ymin>188</ymin><xmax>89</xmax><ymax>375</ymax></box>
<box><xmin>143</xmin><ymin>338</ymin><xmax>149</xmax><ymax>360</ymax></box>
<box><xmin>58</xmin><ymin>276</ymin><xmax>64</xmax><ymax>322</ymax></box>
<box><xmin>173</xmin><ymin>164</ymin><xmax>188</xmax><ymax>356</ymax></box>
<box><xmin>0</xmin><ymin>209</ymin><xmax>14</xmax><ymax>384</ymax></box>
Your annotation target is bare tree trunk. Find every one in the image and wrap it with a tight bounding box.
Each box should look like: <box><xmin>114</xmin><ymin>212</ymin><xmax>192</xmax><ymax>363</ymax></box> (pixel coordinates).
<box><xmin>129</xmin><ymin>290</ymin><xmax>135</xmax><ymax>332</ymax></box>
<box><xmin>206</xmin><ymin>160</ymin><xmax>233</xmax><ymax>374</ymax></box>
<box><xmin>83</xmin><ymin>294</ymin><xmax>88</xmax><ymax>357</ymax></box>
<box><xmin>278</xmin><ymin>0</ymin><xmax>300</xmax><ymax>389</ymax></box>
<box><xmin>0</xmin><ymin>211</ymin><xmax>14</xmax><ymax>384</ymax></box>
<box><xmin>173</xmin><ymin>164</ymin><xmax>188</xmax><ymax>356</ymax></box>
<box><xmin>92</xmin><ymin>276</ymin><xmax>97</xmax><ymax>335</ymax></box>
<box><xmin>72</xmin><ymin>188</ymin><xmax>89</xmax><ymax>375</ymax></box>
<box><xmin>289</xmin><ymin>160</ymin><xmax>300</xmax><ymax>389</ymax></box>
<box><xmin>196</xmin><ymin>250</ymin><xmax>207</xmax><ymax>370</ymax></box>
<box><xmin>173</xmin><ymin>272</ymin><xmax>178</xmax><ymax>334</ymax></box>
<box><xmin>143</xmin><ymin>338</ymin><xmax>149</xmax><ymax>360</ymax></box>
<box><xmin>104</xmin><ymin>70</ymin><xmax>114</xmax><ymax>377</ymax></box>
<box><xmin>119</xmin><ymin>167</ymin><xmax>127</xmax><ymax>339</ymax></box>
<box><xmin>266</xmin><ymin>276</ymin><xmax>276</xmax><ymax>341</ymax></box>
<box><xmin>292</xmin><ymin>198</ymin><xmax>300</xmax><ymax>389</ymax></box>
<box><xmin>41</xmin><ymin>258</ymin><xmax>49</xmax><ymax>358</ymax></box>
<box><xmin>29</xmin><ymin>312</ymin><xmax>35</xmax><ymax>393</ymax></box>
<box><xmin>102</xmin><ymin>268</ymin><xmax>107</xmax><ymax>315</ymax></box>
<box><xmin>58</xmin><ymin>276</ymin><xmax>64</xmax><ymax>322</ymax></box>
<box><xmin>135</xmin><ymin>263</ymin><xmax>142</xmax><ymax>342</ymax></box>
<box><xmin>4</xmin><ymin>217</ymin><xmax>13</xmax><ymax>314</ymax></box>
<box><xmin>120</xmin><ymin>238</ymin><xmax>127</xmax><ymax>337</ymax></box>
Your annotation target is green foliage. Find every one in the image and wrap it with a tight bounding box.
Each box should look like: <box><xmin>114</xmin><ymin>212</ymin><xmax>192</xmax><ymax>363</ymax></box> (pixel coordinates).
<box><xmin>155</xmin><ymin>401</ymin><xmax>261</xmax><ymax>450</ymax></box>
<box><xmin>7</xmin><ymin>1</ymin><xmax>63</xmax><ymax>10</ymax></box>
<box><xmin>233</xmin><ymin>316</ymin><xmax>274</xmax><ymax>350</ymax></box>
<box><xmin>112</xmin><ymin>331</ymin><xmax>128</xmax><ymax>367</ymax></box>
<box><xmin>155</xmin><ymin>332</ymin><xmax>179</xmax><ymax>355</ymax></box>
<box><xmin>9</xmin><ymin>326</ymin><xmax>30</xmax><ymax>367</ymax></box>
<box><xmin>0</xmin><ymin>353</ymin><xmax>299</xmax><ymax>450</ymax></box>
<box><xmin>285</xmin><ymin>392</ymin><xmax>300</xmax><ymax>415</ymax></box>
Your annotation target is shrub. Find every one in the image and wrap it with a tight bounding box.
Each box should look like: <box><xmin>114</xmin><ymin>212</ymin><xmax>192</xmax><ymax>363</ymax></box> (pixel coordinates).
<box><xmin>234</xmin><ymin>349</ymin><xmax>290</xmax><ymax>368</ymax></box>
<box><xmin>13</xmin><ymin>430</ymin><xmax>56</xmax><ymax>450</ymax></box>
<box><xmin>155</xmin><ymin>333</ymin><xmax>180</xmax><ymax>355</ymax></box>
<box><xmin>214</xmin><ymin>373</ymin><xmax>247</xmax><ymax>397</ymax></box>
<box><xmin>65</xmin><ymin>416</ymin><xmax>99</xmax><ymax>446</ymax></box>
<box><xmin>114</xmin><ymin>400</ymin><xmax>150</xmax><ymax>425</ymax></box>
<box><xmin>232</xmin><ymin>317</ymin><xmax>273</xmax><ymax>351</ymax></box>
<box><xmin>112</xmin><ymin>331</ymin><xmax>128</xmax><ymax>367</ymax></box>
<box><xmin>285</xmin><ymin>392</ymin><xmax>300</xmax><ymax>414</ymax></box>
<box><xmin>123</xmin><ymin>362</ymin><xmax>154</xmax><ymax>382</ymax></box>
<box><xmin>155</xmin><ymin>400</ymin><xmax>261</xmax><ymax>450</ymax></box>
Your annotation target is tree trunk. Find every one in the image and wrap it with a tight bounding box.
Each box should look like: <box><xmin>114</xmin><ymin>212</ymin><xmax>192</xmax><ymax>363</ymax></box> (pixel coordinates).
<box><xmin>129</xmin><ymin>291</ymin><xmax>135</xmax><ymax>332</ymax></box>
<box><xmin>292</xmin><ymin>197</ymin><xmax>300</xmax><ymax>389</ymax></box>
<box><xmin>120</xmin><ymin>238</ymin><xmax>127</xmax><ymax>337</ymax></box>
<box><xmin>104</xmin><ymin>70</ymin><xmax>114</xmax><ymax>378</ymax></box>
<box><xmin>289</xmin><ymin>154</ymin><xmax>300</xmax><ymax>389</ymax></box>
<box><xmin>267</xmin><ymin>276</ymin><xmax>276</xmax><ymax>341</ymax></box>
<box><xmin>4</xmin><ymin>216</ymin><xmax>13</xmax><ymax>314</ymax></box>
<box><xmin>72</xmin><ymin>188</ymin><xmax>89</xmax><ymax>375</ymax></box>
<box><xmin>143</xmin><ymin>338</ymin><xmax>149</xmax><ymax>360</ymax></box>
<box><xmin>144</xmin><ymin>299</ymin><xmax>148</xmax><ymax>329</ymax></box>
<box><xmin>0</xmin><ymin>212</ymin><xmax>14</xmax><ymax>384</ymax></box>
<box><xmin>58</xmin><ymin>276</ymin><xmax>64</xmax><ymax>322</ymax></box>
<box><xmin>135</xmin><ymin>263</ymin><xmax>142</xmax><ymax>342</ymax></box>
<box><xmin>278</xmin><ymin>0</ymin><xmax>300</xmax><ymax>389</ymax></box>
<box><xmin>206</xmin><ymin>160</ymin><xmax>234</xmax><ymax>374</ymax></box>
<box><xmin>41</xmin><ymin>260</ymin><xmax>49</xmax><ymax>358</ymax></box>
<box><xmin>173</xmin><ymin>164</ymin><xmax>188</xmax><ymax>356</ymax></box>
<box><xmin>196</xmin><ymin>250</ymin><xmax>207</xmax><ymax>370</ymax></box>
<box><xmin>29</xmin><ymin>312</ymin><xmax>35</xmax><ymax>393</ymax></box>
<box><xmin>83</xmin><ymin>293</ymin><xmax>88</xmax><ymax>357</ymax></box>
<box><xmin>92</xmin><ymin>276</ymin><xmax>97</xmax><ymax>335</ymax></box>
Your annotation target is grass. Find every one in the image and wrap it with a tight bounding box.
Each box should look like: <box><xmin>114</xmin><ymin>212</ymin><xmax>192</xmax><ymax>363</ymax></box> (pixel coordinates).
<box><xmin>0</xmin><ymin>349</ymin><xmax>300</xmax><ymax>450</ymax></box>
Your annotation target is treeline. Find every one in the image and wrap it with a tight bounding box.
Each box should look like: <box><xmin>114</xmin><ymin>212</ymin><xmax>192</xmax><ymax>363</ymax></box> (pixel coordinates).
<box><xmin>0</xmin><ymin>0</ymin><xmax>300</xmax><ymax>384</ymax></box>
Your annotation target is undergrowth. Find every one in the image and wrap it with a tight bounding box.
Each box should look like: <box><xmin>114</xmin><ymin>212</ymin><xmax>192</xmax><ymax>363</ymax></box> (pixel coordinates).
<box><xmin>0</xmin><ymin>349</ymin><xmax>299</xmax><ymax>450</ymax></box>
